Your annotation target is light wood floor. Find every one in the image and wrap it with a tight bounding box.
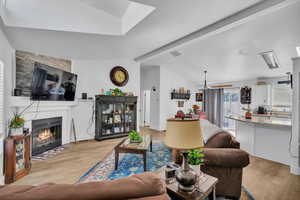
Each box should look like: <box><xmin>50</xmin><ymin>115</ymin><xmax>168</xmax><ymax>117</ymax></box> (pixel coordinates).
<box><xmin>12</xmin><ymin>128</ymin><xmax>300</xmax><ymax>200</ymax></box>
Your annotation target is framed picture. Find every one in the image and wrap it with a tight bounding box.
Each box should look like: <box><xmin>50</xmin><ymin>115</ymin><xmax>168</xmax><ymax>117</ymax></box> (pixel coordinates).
<box><xmin>196</xmin><ymin>93</ymin><xmax>203</xmax><ymax>102</ymax></box>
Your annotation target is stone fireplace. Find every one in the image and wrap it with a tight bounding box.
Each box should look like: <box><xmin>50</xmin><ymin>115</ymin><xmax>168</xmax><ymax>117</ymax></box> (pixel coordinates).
<box><xmin>31</xmin><ymin>117</ymin><xmax>62</xmax><ymax>156</ymax></box>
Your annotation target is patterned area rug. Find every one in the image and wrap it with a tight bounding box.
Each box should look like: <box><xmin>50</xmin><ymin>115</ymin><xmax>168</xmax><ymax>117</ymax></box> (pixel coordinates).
<box><xmin>77</xmin><ymin>141</ymin><xmax>255</xmax><ymax>200</ymax></box>
<box><xmin>31</xmin><ymin>145</ymin><xmax>70</xmax><ymax>161</ymax></box>
<box><xmin>78</xmin><ymin>141</ymin><xmax>171</xmax><ymax>182</ymax></box>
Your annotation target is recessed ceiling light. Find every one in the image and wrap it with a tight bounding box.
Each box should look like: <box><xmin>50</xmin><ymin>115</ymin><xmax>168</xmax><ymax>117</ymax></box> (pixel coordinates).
<box><xmin>259</xmin><ymin>51</ymin><xmax>280</xmax><ymax>69</ymax></box>
<box><xmin>296</xmin><ymin>46</ymin><xmax>300</xmax><ymax>57</ymax></box>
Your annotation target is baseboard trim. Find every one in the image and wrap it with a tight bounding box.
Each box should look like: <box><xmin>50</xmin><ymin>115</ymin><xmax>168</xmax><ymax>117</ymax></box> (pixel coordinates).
<box><xmin>290</xmin><ymin>166</ymin><xmax>300</xmax><ymax>175</ymax></box>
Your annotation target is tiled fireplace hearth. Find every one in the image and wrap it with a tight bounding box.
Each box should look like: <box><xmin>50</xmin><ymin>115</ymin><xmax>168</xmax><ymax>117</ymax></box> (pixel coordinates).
<box><xmin>32</xmin><ymin>117</ymin><xmax>62</xmax><ymax>156</ymax></box>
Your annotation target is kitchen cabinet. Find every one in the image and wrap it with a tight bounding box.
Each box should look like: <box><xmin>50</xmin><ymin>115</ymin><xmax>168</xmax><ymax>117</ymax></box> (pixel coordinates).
<box><xmin>252</xmin><ymin>85</ymin><xmax>271</xmax><ymax>107</ymax></box>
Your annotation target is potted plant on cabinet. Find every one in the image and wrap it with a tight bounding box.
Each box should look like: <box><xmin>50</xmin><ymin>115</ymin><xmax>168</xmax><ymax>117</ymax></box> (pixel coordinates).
<box><xmin>188</xmin><ymin>149</ymin><xmax>204</xmax><ymax>175</ymax></box>
<box><xmin>9</xmin><ymin>112</ymin><xmax>25</xmax><ymax>137</ymax></box>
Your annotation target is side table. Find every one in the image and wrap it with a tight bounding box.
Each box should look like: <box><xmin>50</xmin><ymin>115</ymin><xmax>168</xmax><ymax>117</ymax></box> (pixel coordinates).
<box><xmin>155</xmin><ymin>166</ymin><xmax>218</xmax><ymax>200</ymax></box>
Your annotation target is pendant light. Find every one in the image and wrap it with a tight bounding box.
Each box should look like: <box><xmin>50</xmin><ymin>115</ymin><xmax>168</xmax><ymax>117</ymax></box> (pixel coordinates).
<box><xmin>202</xmin><ymin>70</ymin><xmax>208</xmax><ymax>112</ymax></box>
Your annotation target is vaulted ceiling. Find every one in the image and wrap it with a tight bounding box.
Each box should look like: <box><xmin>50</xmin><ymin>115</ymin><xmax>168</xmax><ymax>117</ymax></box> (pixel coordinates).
<box><xmin>142</xmin><ymin>1</ymin><xmax>300</xmax><ymax>85</ymax></box>
<box><xmin>1</xmin><ymin>0</ymin><xmax>262</xmax><ymax>60</ymax></box>
<box><xmin>2</xmin><ymin>0</ymin><xmax>155</xmax><ymax>35</ymax></box>
<box><xmin>1</xmin><ymin>0</ymin><xmax>299</xmax><ymax>84</ymax></box>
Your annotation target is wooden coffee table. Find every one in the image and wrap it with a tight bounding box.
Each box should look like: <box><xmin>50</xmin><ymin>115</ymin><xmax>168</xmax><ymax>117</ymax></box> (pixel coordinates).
<box><xmin>114</xmin><ymin>134</ymin><xmax>152</xmax><ymax>171</ymax></box>
<box><xmin>155</xmin><ymin>166</ymin><xmax>218</xmax><ymax>200</ymax></box>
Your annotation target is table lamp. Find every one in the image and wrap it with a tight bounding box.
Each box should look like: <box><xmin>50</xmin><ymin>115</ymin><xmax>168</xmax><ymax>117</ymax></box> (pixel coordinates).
<box><xmin>165</xmin><ymin>119</ymin><xmax>204</xmax><ymax>192</ymax></box>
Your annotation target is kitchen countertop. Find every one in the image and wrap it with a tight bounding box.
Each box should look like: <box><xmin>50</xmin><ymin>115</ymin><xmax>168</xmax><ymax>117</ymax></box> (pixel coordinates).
<box><xmin>226</xmin><ymin>114</ymin><xmax>292</xmax><ymax>127</ymax></box>
<box><xmin>251</xmin><ymin>113</ymin><xmax>291</xmax><ymax>118</ymax></box>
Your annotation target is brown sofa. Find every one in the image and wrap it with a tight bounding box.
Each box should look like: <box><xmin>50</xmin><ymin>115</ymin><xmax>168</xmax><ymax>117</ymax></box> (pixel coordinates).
<box><xmin>202</xmin><ymin>132</ymin><xmax>250</xmax><ymax>199</ymax></box>
<box><xmin>0</xmin><ymin>172</ymin><xmax>169</xmax><ymax>200</ymax></box>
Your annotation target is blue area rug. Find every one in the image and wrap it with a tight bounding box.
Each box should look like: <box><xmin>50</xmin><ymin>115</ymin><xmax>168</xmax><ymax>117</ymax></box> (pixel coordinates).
<box><xmin>77</xmin><ymin>141</ymin><xmax>255</xmax><ymax>200</ymax></box>
<box><xmin>78</xmin><ymin>141</ymin><xmax>171</xmax><ymax>182</ymax></box>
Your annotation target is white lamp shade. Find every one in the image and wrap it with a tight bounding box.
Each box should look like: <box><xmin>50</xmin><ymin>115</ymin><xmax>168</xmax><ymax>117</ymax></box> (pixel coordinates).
<box><xmin>165</xmin><ymin>119</ymin><xmax>204</xmax><ymax>150</ymax></box>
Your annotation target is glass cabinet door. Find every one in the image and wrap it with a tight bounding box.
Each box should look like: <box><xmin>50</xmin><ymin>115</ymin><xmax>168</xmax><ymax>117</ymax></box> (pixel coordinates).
<box><xmin>15</xmin><ymin>140</ymin><xmax>25</xmax><ymax>172</ymax></box>
<box><xmin>113</xmin><ymin>103</ymin><xmax>124</xmax><ymax>134</ymax></box>
<box><xmin>101</xmin><ymin>103</ymin><xmax>114</xmax><ymax>135</ymax></box>
<box><xmin>124</xmin><ymin>103</ymin><xmax>136</xmax><ymax>132</ymax></box>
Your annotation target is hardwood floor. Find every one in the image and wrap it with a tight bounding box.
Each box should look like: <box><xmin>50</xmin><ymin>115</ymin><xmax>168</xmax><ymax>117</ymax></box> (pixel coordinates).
<box><xmin>12</xmin><ymin>127</ymin><xmax>300</xmax><ymax>200</ymax></box>
<box><xmin>13</xmin><ymin>138</ymin><xmax>124</xmax><ymax>185</ymax></box>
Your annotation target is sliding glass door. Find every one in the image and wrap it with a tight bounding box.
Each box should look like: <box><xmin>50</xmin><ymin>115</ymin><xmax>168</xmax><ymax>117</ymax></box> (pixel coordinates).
<box><xmin>223</xmin><ymin>88</ymin><xmax>241</xmax><ymax>135</ymax></box>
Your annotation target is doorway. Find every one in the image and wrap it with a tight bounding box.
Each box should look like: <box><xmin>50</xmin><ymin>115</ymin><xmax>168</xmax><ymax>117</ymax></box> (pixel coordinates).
<box><xmin>142</xmin><ymin>90</ymin><xmax>151</xmax><ymax>127</ymax></box>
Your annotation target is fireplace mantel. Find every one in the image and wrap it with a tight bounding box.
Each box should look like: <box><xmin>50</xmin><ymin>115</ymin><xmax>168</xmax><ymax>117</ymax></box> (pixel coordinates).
<box><xmin>9</xmin><ymin>96</ymin><xmax>78</xmax><ymax>109</ymax></box>
<box><xmin>9</xmin><ymin>96</ymin><xmax>79</xmax><ymax>145</ymax></box>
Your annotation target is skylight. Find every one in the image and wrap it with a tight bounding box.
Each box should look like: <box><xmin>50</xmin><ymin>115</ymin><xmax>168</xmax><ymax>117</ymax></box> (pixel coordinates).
<box><xmin>1</xmin><ymin>0</ymin><xmax>155</xmax><ymax>35</ymax></box>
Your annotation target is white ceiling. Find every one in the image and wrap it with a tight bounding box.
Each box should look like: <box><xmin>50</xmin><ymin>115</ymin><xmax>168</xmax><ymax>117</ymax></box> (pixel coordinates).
<box><xmin>2</xmin><ymin>0</ymin><xmax>155</xmax><ymax>35</ymax></box>
<box><xmin>143</xmin><ymin>2</ymin><xmax>300</xmax><ymax>85</ymax></box>
<box><xmin>1</xmin><ymin>0</ymin><xmax>262</xmax><ymax>60</ymax></box>
<box><xmin>81</xmin><ymin>0</ymin><xmax>130</xmax><ymax>18</ymax></box>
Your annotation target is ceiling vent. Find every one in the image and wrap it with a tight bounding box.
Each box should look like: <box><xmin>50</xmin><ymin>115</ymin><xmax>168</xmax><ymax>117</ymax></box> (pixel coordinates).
<box><xmin>259</xmin><ymin>51</ymin><xmax>280</xmax><ymax>69</ymax></box>
<box><xmin>170</xmin><ymin>50</ymin><xmax>182</xmax><ymax>57</ymax></box>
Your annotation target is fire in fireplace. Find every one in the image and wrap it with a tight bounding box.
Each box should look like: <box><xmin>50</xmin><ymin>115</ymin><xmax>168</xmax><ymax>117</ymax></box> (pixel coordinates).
<box><xmin>37</xmin><ymin>129</ymin><xmax>54</xmax><ymax>143</ymax></box>
<box><xmin>32</xmin><ymin>117</ymin><xmax>62</xmax><ymax>156</ymax></box>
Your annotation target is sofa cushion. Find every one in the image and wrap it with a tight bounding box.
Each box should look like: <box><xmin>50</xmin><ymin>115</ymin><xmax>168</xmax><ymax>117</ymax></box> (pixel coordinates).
<box><xmin>0</xmin><ymin>172</ymin><xmax>167</xmax><ymax>200</ymax></box>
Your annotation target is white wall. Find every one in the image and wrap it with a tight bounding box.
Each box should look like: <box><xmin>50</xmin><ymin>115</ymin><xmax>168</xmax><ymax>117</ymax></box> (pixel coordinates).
<box><xmin>291</xmin><ymin>57</ymin><xmax>300</xmax><ymax>175</ymax></box>
<box><xmin>0</xmin><ymin>18</ymin><xmax>14</xmax><ymax>185</ymax></box>
<box><xmin>140</xmin><ymin>66</ymin><xmax>160</xmax><ymax>130</ymax></box>
<box><xmin>72</xmin><ymin>59</ymin><xmax>141</xmax><ymax>128</ymax></box>
<box><xmin>159</xmin><ymin>65</ymin><xmax>198</xmax><ymax>130</ymax></box>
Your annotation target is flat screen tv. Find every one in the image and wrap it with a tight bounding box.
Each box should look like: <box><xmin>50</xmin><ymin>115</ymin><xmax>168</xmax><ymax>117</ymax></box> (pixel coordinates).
<box><xmin>31</xmin><ymin>62</ymin><xmax>77</xmax><ymax>101</ymax></box>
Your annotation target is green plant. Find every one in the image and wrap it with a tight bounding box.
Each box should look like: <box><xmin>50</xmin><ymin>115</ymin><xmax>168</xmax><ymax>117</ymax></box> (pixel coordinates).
<box><xmin>110</xmin><ymin>88</ymin><xmax>125</xmax><ymax>96</ymax></box>
<box><xmin>10</xmin><ymin>113</ymin><xmax>25</xmax><ymax>128</ymax></box>
<box><xmin>128</xmin><ymin>130</ymin><xmax>143</xmax><ymax>143</ymax></box>
<box><xmin>188</xmin><ymin>149</ymin><xmax>204</xmax><ymax>165</ymax></box>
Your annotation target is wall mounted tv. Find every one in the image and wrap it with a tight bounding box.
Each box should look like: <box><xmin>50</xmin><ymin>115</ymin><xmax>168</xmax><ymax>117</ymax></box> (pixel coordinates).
<box><xmin>31</xmin><ymin>62</ymin><xmax>77</xmax><ymax>101</ymax></box>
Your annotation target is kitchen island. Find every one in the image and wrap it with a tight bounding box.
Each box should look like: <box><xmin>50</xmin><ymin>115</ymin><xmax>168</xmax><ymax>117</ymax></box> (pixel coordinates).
<box><xmin>227</xmin><ymin>114</ymin><xmax>293</xmax><ymax>172</ymax></box>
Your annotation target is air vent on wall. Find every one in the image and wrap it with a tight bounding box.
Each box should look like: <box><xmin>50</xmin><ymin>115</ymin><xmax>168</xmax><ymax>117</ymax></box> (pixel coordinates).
<box><xmin>170</xmin><ymin>50</ymin><xmax>182</xmax><ymax>57</ymax></box>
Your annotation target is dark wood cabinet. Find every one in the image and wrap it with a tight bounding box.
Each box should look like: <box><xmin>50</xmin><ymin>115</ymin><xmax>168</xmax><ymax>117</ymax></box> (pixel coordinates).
<box><xmin>4</xmin><ymin>134</ymin><xmax>31</xmax><ymax>184</ymax></box>
<box><xmin>95</xmin><ymin>95</ymin><xmax>137</xmax><ymax>141</ymax></box>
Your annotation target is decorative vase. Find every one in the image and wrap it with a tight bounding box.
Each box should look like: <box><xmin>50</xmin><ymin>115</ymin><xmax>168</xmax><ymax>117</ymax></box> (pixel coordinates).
<box><xmin>189</xmin><ymin>164</ymin><xmax>205</xmax><ymax>180</ymax></box>
<box><xmin>189</xmin><ymin>164</ymin><xmax>201</xmax><ymax>175</ymax></box>
<box><xmin>10</xmin><ymin>127</ymin><xmax>24</xmax><ymax>136</ymax></box>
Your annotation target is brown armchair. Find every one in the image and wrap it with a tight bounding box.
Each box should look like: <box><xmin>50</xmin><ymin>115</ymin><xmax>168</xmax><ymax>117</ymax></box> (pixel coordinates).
<box><xmin>202</xmin><ymin>132</ymin><xmax>250</xmax><ymax>199</ymax></box>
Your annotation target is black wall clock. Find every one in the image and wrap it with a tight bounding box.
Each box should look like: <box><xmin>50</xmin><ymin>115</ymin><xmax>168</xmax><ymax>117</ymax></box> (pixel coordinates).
<box><xmin>110</xmin><ymin>66</ymin><xmax>129</xmax><ymax>87</ymax></box>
